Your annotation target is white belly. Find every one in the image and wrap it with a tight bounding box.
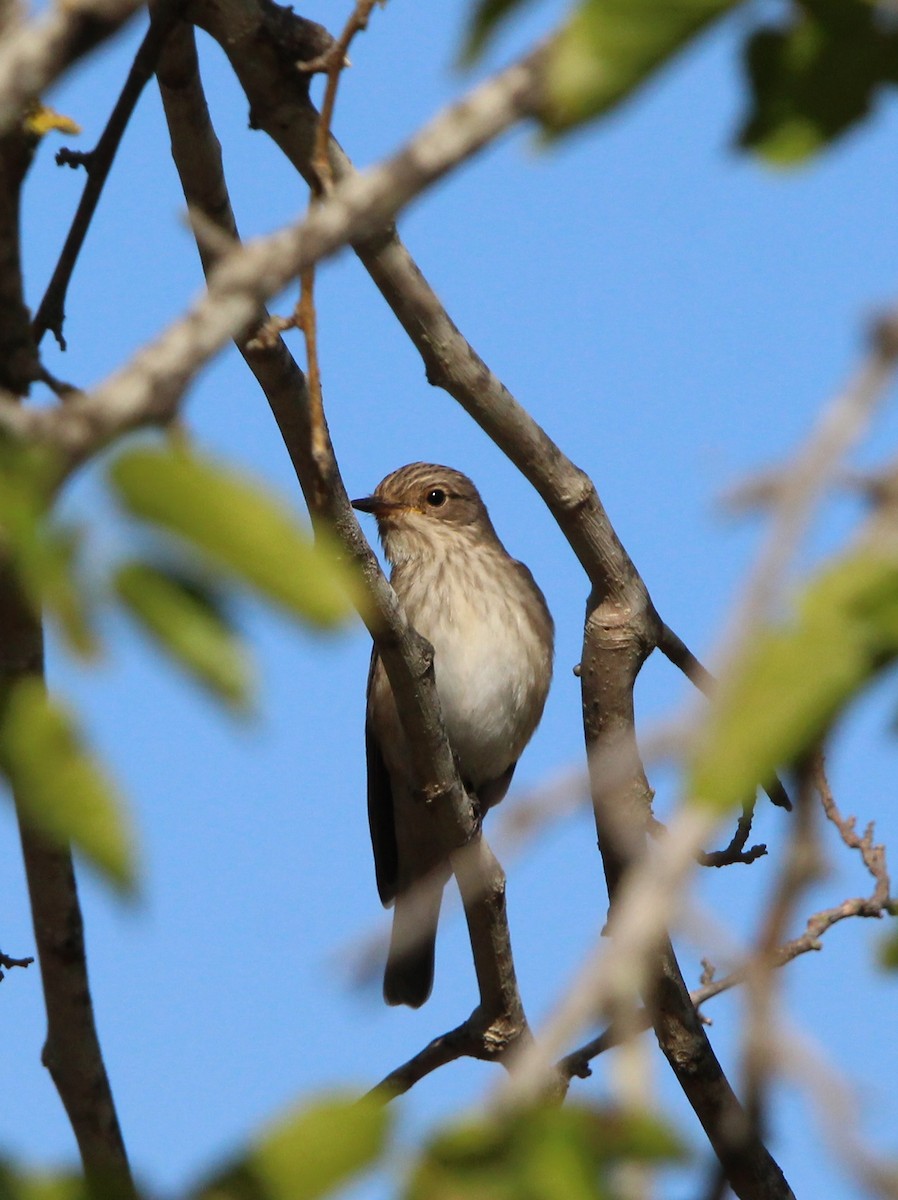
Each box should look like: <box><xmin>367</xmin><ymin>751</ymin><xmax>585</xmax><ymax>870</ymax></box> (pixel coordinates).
<box><xmin>401</xmin><ymin>555</ymin><xmax>551</xmax><ymax>789</ymax></box>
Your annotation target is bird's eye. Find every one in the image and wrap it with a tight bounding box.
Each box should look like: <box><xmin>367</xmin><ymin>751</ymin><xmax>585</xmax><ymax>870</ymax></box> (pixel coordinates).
<box><xmin>426</xmin><ymin>488</ymin><xmax>447</xmax><ymax>508</ymax></box>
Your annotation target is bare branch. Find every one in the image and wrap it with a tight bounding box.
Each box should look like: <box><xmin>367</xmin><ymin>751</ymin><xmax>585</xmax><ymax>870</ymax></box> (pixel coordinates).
<box><xmin>32</xmin><ymin>0</ymin><xmax>185</xmax><ymax>348</ymax></box>
<box><xmin>0</xmin><ymin>948</ymin><xmax>34</xmax><ymax>977</ymax></box>
<box><xmin>697</xmin><ymin>799</ymin><xmax>768</xmax><ymax>868</ymax></box>
<box><xmin>367</xmin><ymin>1022</ymin><xmax>480</xmax><ymax>1099</ymax></box>
<box><xmin>0</xmin><ymin>570</ymin><xmax>133</xmax><ymax>1190</ymax></box>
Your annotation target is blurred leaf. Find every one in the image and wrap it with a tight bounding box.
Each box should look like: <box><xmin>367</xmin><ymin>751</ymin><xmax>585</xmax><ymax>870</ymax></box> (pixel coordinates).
<box><xmin>115</xmin><ymin>560</ymin><xmax>254</xmax><ymax>711</ymax></box>
<box><xmin>0</xmin><ymin>1164</ymin><xmax>89</xmax><ymax>1200</ymax></box>
<box><xmin>409</xmin><ymin>1105</ymin><xmax>684</xmax><ymax>1200</ymax></box>
<box><xmin>23</xmin><ymin>104</ymin><xmax>82</xmax><ymax>138</ymax></box>
<box><xmin>0</xmin><ymin>679</ymin><xmax>136</xmax><ymax>892</ymax></box>
<box><xmin>463</xmin><ymin>0</ymin><xmax>541</xmax><ymax>61</ymax></box>
<box><xmin>690</xmin><ymin>552</ymin><xmax>898</xmax><ymax>813</ymax></box>
<box><xmin>879</xmin><ymin>925</ymin><xmax>898</xmax><ymax>971</ymax></box>
<box><xmin>541</xmin><ymin>0</ymin><xmax>736</xmax><ymax>135</ymax></box>
<box><xmin>200</xmin><ymin>1094</ymin><xmax>391</xmax><ymax>1200</ymax></box>
<box><xmin>108</xmin><ymin>446</ymin><xmax>359</xmax><ymax>627</ymax></box>
<box><xmin>738</xmin><ymin>0</ymin><xmax>898</xmax><ymax>164</ymax></box>
<box><xmin>0</xmin><ymin>441</ymin><xmax>95</xmax><ymax>656</ymax></box>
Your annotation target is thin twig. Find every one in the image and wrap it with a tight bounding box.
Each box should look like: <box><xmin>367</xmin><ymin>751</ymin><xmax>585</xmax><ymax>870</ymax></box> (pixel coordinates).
<box><xmin>32</xmin><ymin>0</ymin><xmax>185</xmax><ymax>348</ymax></box>
<box><xmin>0</xmin><ymin>949</ymin><xmax>34</xmax><ymax>978</ymax></box>
<box><xmin>698</xmin><ymin>799</ymin><xmax>767</xmax><ymax>867</ymax></box>
<box><xmin>367</xmin><ymin>1022</ymin><xmax>477</xmax><ymax>1099</ymax></box>
<box><xmin>306</xmin><ymin>0</ymin><xmax>378</xmax><ymax>194</ymax></box>
<box><xmin>558</xmin><ymin>761</ymin><xmax>893</xmax><ymax>1084</ymax></box>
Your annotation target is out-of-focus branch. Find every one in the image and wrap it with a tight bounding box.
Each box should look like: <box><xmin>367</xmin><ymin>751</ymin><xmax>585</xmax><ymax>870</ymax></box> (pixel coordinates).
<box><xmin>0</xmin><ymin>0</ymin><xmax>145</xmax><ymax>137</ymax></box>
<box><xmin>0</xmin><ymin>571</ymin><xmax>132</xmax><ymax>1190</ymax></box>
<box><xmin>558</xmin><ymin>760</ymin><xmax>892</xmax><ymax>1084</ymax></box>
<box><xmin>740</xmin><ymin>762</ymin><xmax>822</xmax><ymax>1175</ymax></box>
<box><xmin>156</xmin><ymin>20</ymin><xmax>531</xmax><ymax>1058</ymax></box>
<box><xmin>721</xmin><ymin>310</ymin><xmax>898</xmax><ymax>654</ymax></box>
<box><xmin>0</xmin><ymin>123</ymin><xmax>41</xmax><ymax>396</ymax></box>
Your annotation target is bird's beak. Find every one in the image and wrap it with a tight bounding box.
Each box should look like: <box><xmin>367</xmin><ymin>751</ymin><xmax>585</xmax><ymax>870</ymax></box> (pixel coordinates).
<box><xmin>351</xmin><ymin>495</ymin><xmax>403</xmax><ymax>517</ymax></box>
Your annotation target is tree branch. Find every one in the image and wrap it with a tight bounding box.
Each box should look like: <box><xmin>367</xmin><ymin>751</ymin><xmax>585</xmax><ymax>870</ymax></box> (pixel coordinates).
<box><xmin>0</xmin><ymin>948</ymin><xmax>34</xmax><ymax>977</ymax></box>
<box><xmin>0</xmin><ymin>570</ymin><xmax>133</xmax><ymax>1190</ymax></box>
<box><xmin>156</xmin><ymin>18</ymin><xmax>531</xmax><ymax>1058</ymax></box>
<box><xmin>172</xmin><ymin>9</ymin><xmax>792</xmax><ymax>1178</ymax></box>
<box><xmin>32</xmin><ymin>0</ymin><xmax>185</xmax><ymax>349</ymax></box>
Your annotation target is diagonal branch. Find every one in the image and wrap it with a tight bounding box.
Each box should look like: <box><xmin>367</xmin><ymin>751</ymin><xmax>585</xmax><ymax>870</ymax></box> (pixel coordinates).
<box><xmin>32</xmin><ymin>0</ymin><xmax>186</xmax><ymax>349</ymax></box>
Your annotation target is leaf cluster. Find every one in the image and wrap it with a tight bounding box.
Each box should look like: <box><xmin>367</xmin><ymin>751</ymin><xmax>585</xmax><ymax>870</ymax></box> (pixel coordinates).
<box><xmin>466</xmin><ymin>0</ymin><xmax>898</xmax><ymax>160</ymax></box>
<box><xmin>0</xmin><ymin>438</ymin><xmax>359</xmax><ymax>892</ymax></box>
<box><xmin>0</xmin><ymin>1098</ymin><xmax>684</xmax><ymax>1200</ymax></box>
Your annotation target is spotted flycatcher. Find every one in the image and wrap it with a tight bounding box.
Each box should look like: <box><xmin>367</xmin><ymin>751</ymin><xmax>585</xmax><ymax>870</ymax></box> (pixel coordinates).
<box><xmin>352</xmin><ymin>463</ymin><xmax>554</xmax><ymax>1008</ymax></box>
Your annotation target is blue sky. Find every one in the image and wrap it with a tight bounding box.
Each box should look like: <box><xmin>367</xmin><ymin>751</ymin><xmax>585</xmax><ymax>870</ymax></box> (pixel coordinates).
<box><xmin>3</xmin><ymin>2</ymin><xmax>898</xmax><ymax>1197</ymax></box>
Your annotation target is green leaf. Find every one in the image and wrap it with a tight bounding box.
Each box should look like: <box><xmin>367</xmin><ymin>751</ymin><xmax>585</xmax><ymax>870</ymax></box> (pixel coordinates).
<box><xmin>0</xmin><ymin>1164</ymin><xmax>89</xmax><ymax>1200</ymax></box>
<box><xmin>199</xmin><ymin>1094</ymin><xmax>391</xmax><ymax>1200</ymax></box>
<box><xmin>879</xmin><ymin>924</ymin><xmax>898</xmax><ymax>971</ymax></box>
<box><xmin>541</xmin><ymin>0</ymin><xmax>737</xmax><ymax>135</ymax></box>
<box><xmin>462</xmin><ymin>0</ymin><xmax>541</xmax><ymax>62</ymax></box>
<box><xmin>409</xmin><ymin>1105</ymin><xmax>684</xmax><ymax>1200</ymax></box>
<box><xmin>0</xmin><ymin>442</ymin><xmax>95</xmax><ymax>656</ymax></box>
<box><xmin>115</xmin><ymin>561</ymin><xmax>254</xmax><ymax>711</ymax></box>
<box><xmin>108</xmin><ymin>445</ymin><xmax>359</xmax><ymax>627</ymax></box>
<box><xmin>690</xmin><ymin>552</ymin><xmax>898</xmax><ymax>813</ymax></box>
<box><xmin>738</xmin><ymin>0</ymin><xmax>898</xmax><ymax>165</ymax></box>
<box><xmin>0</xmin><ymin>679</ymin><xmax>136</xmax><ymax>892</ymax></box>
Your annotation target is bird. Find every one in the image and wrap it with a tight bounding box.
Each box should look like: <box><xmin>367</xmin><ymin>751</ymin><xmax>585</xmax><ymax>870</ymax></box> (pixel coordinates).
<box><xmin>352</xmin><ymin>463</ymin><xmax>554</xmax><ymax>1007</ymax></box>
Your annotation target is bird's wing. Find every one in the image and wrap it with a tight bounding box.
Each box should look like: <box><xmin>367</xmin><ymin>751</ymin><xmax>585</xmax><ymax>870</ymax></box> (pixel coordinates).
<box><xmin>477</xmin><ymin>761</ymin><xmax>517</xmax><ymax>813</ymax></box>
<box><xmin>366</xmin><ymin>649</ymin><xmax>399</xmax><ymax>906</ymax></box>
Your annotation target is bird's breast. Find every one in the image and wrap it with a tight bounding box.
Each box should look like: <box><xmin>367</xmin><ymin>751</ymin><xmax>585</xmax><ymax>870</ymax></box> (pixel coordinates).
<box><xmin>395</xmin><ymin>550</ymin><xmax>552</xmax><ymax>789</ymax></box>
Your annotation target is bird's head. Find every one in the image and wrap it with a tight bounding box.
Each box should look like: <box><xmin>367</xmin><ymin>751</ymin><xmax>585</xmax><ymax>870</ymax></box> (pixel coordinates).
<box><xmin>352</xmin><ymin>462</ymin><xmax>499</xmax><ymax>563</ymax></box>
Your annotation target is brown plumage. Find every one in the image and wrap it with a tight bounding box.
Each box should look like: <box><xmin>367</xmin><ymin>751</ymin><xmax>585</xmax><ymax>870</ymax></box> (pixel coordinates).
<box><xmin>353</xmin><ymin>464</ymin><xmax>554</xmax><ymax>1007</ymax></box>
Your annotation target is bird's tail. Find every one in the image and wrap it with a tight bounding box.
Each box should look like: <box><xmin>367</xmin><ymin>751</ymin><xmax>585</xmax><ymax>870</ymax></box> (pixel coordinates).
<box><xmin>384</xmin><ymin>881</ymin><xmax>443</xmax><ymax>1008</ymax></box>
